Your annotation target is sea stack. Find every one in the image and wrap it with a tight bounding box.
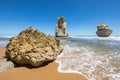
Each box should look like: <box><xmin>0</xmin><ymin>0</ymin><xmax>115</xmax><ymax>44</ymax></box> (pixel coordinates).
<box><xmin>5</xmin><ymin>27</ymin><xmax>63</xmax><ymax>67</ymax></box>
<box><xmin>55</xmin><ymin>16</ymin><xmax>68</xmax><ymax>37</ymax></box>
<box><xmin>96</xmin><ymin>23</ymin><xmax>112</xmax><ymax>37</ymax></box>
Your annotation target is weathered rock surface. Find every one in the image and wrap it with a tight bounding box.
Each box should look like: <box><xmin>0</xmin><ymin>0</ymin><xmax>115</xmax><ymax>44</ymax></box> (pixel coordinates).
<box><xmin>0</xmin><ymin>58</ymin><xmax>14</xmax><ymax>72</ymax></box>
<box><xmin>55</xmin><ymin>16</ymin><xmax>68</xmax><ymax>37</ymax></box>
<box><xmin>96</xmin><ymin>23</ymin><xmax>112</xmax><ymax>37</ymax></box>
<box><xmin>5</xmin><ymin>27</ymin><xmax>63</xmax><ymax>67</ymax></box>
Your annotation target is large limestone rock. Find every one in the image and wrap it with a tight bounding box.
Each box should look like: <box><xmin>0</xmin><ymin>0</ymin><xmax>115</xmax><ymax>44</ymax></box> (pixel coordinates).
<box><xmin>5</xmin><ymin>27</ymin><xmax>63</xmax><ymax>67</ymax></box>
<box><xmin>55</xmin><ymin>16</ymin><xmax>68</xmax><ymax>37</ymax></box>
<box><xmin>96</xmin><ymin>23</ymin><xmax>112</xmax><ymax>37</ymax></box>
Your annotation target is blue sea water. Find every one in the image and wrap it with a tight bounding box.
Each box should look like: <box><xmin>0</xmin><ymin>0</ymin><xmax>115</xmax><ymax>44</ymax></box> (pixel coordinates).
<box><xmin>56</xmin><ymin>35</ymin><xmax>120</xmax><ymax>80</ymax></box>
<box><xmin>0</xmin><ymin>36</ymin><xmax>10</xmax><ymax>47</ymax></box>
<box><xmin>0</xmin><ymin>35</ymin><xmax>120</xmax><ymax>80</ymax></box>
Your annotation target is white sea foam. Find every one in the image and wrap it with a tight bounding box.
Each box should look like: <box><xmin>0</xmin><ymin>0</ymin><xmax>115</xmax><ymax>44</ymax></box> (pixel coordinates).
<box><xmin>55</xmin><ymin>60</ymin><xmax>89</xmax><ymax>80</ymax></box>
<box><xmin>0</xmin><ymin>41</ymin><xmax>9</xmax><ymax>43</ymax></box>
<box><xmin>70</xmin><ymin>35</ymin><xmax>120</xmax><ymax>41</ymax></box>
<box><xmin>56</xmin><ymin>38</ymin><xmax>120</xmax><ymax>80</ymax></box>
<box><xmin>0</xmin><ymin>36</ymin><xmax>13</xmax><ymax>38</ymax></box>
<box><xmin>0</xmin><ymin>40</ymin><xmax>9</xmax><ymax>44</ymax></box>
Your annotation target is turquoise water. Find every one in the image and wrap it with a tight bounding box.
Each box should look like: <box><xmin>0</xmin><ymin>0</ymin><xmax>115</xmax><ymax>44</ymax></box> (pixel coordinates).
<box><xmin>56</xmin><ymin>36</ymin><xmax>120</xmax><ymax>80</ymax></box>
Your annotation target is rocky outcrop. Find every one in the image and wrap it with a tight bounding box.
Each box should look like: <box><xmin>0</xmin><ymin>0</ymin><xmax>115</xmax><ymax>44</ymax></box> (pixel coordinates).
<box><xmin>5</xmin><ymin>27</ymin><xmax>63</xmax><ymax>67</ymax></box>
<box><xmin>96</xmin><ymin>23</ymin><xmax>112</xmax><ymax>37</ymax></box>
<box><xmin>55</xmin><ymin>16</ymin><xmax>68</xmax><ymax>37</ymax></box>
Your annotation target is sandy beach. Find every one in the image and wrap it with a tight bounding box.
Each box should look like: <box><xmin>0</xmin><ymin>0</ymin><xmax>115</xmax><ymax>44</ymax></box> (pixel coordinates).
<box><xmin>0</xmin><ymin>47</ymin><xmax>5</xmax><ymax>58</ymax></box>
<box><xmin>0</xmin><ymin>47</ymin><xmax>87</xmax><ymax>80</ymax></box>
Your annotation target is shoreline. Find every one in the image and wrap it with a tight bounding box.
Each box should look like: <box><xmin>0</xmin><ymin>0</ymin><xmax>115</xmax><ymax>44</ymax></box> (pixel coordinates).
<box><xmin>55</xmin><ymin>60</ymin><xmax>89</xmax><ymax>80</ymax></box>
<box><xmin>0</xmin><ymin>46</ymin><xmax>87</xmax><ymax>80</ymax></box>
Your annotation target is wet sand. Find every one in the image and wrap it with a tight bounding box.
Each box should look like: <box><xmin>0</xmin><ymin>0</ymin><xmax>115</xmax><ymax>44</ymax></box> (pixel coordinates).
<box><xmin>0</xmin><ymin>47</ymin><xmax>87</xmax><ymax>80</ymax></box>
<box><xmin>0</xmin><ymin>47</ymin><xmax>5</xmax><ymax>58</ymax></box>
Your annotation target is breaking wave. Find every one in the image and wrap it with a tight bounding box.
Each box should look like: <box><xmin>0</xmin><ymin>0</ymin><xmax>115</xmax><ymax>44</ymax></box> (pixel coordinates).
<box><xmin>56</xmin><ymin>36</ymin><xmax>120</xmax><ymax>80</ymax></box>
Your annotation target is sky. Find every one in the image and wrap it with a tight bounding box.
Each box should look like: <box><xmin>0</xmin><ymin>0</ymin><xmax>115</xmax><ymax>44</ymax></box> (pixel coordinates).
<box><xmin>0</xmin><ymin>0</ymin><xmax>120</xmax><ymax>36</ymax></box>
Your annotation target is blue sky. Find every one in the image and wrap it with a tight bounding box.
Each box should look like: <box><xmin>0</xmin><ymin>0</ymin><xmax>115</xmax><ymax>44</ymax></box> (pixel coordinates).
<box><xmin>0</xmin><ymin>0</ymin><xmax>120</xmax><ymax>36</ymax></box>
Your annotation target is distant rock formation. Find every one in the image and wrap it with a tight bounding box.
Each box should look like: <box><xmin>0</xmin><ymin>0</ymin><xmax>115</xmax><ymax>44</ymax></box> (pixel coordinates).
<box><xmin>55</xmin><ymin>16</ymin><xmax>68</xmax><ymax>37</ymax></box>
<box><xmin>96</xmin><ymin>23</ymin><xmax>112</xmax><ymax>37</ymax></box>
<box><xmin>5</xmin><ymin>27</ymin><xmax>63</xmax><ymax>67</ymax></box>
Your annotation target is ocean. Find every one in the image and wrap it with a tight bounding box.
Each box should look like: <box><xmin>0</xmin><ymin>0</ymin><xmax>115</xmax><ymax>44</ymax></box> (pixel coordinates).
<box><xmin>56</xmin><ymin>35</ymin><xmax>120</xmax><ymax>80</ymax></box>
<box><xmin>0</xmin><ymin>36</ymin><xmax>120</xmax><ymax>80</ymax></box>
<box><xmin>0</xmin><ymin>36</ymin><xmax>10</xmax><ymax>47</ymax></box>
